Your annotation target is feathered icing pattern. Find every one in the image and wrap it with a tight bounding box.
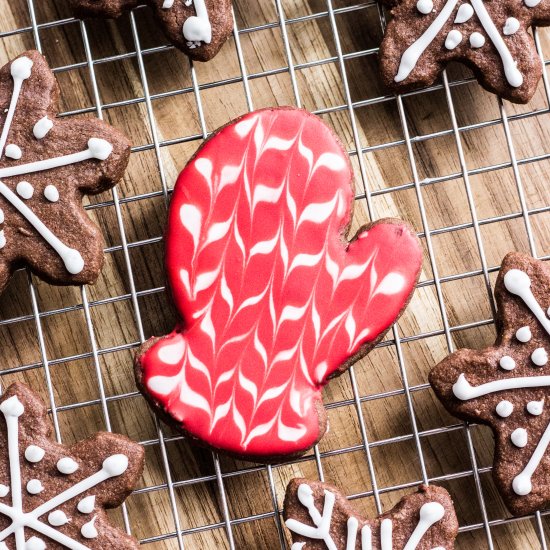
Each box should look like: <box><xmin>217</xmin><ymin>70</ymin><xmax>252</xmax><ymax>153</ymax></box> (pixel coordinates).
<box><xmin>139</xmin><ymin>109</ymin><xmax>422</xmax><ymax>458</ymax></box>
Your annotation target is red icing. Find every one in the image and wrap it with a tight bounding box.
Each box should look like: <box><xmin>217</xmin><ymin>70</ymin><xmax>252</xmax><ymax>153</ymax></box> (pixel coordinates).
<box><xmin>139</xmin><ymin>109</ymin><xmax>422</xmax><ymax>458</ymax></box>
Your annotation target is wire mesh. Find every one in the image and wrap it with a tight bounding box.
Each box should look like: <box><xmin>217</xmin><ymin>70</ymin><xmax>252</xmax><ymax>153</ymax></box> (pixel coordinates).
<box><xmin>1</xmin><ymin>0</ymin><xmax>550</xmax><ymax>548</ymax></box>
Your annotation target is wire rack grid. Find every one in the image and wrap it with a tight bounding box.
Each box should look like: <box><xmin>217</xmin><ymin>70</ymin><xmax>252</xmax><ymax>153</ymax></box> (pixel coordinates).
<box><xmin>2</xmin><ymin>0</ymin><xmax>550</xmax><ymax>548</ymax></box>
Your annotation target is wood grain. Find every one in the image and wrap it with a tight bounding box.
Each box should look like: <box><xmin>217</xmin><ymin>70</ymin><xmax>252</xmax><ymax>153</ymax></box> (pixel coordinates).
<box><xmin>2</xmin><ymin>0</ymin><xmax>550</xmax><ymax>548</ymax></box>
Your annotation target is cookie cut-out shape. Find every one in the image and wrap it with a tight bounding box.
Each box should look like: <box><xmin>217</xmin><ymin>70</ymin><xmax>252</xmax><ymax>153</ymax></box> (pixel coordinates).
<box><xmin>284</xmin><ymin>479</ymin><xmax>458</xmax><ymax>549</ymax></box>
<box><xmin>430</xmin><ymin>252</ymin><xmax>550</xmax><ymax>515</ymax></box>
<box><xmin>0</xmin><ymin>51</ymin><xmax>130</xmax><ymax>294</ymax></box>
<box><xmin>379</xmin><ymin>0</ymin><xmax>550</xmax><ymax>103</ymax></box>
<box><xmin>0</xmin><ymin>383</ymin><xmax>144</xmax><ymax>549</ymax></box>
<box><xmin>135</xmin><ymin>108</ymin><xmax>423</xmax><ymax>461</ymax></box>
<box><xmin>70</xmin><ymin>0</ymin><xmax>233</xmax><ymax>62</ymax></box>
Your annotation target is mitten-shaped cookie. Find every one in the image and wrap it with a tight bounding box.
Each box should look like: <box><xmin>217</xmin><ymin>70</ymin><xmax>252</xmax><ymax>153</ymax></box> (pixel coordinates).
<box><xmin>0</xmin><ymin>383</ymin><xmax>144</xmax><ymax>549</ymax></box>
<box><xmin>379</xmin><ymin>0</ymin><xmax>550</xmax><ymax>103</ymax></box>
<box><xmin>0</xmin><ymin>51</ymin><xmax>130</xmax><ymax>293</ymax></box>
<box><xmin>431</xmin><ymin>252</ymin><xmax>550</xmax><ymax>515</ymax></box>
<box><xmin>284</xmin><ymin>479</ymin><xmax>458</xmax><ymax>549</ymax></box>
<box><xmin>69</xmin><ymin>0</ymin><xmax>232</xmax><ymax>62</ymax></box>
<box><xmin>135</xmin><ymin>108</ymin><xmax>423</xmax><ymax>461</ymax></box>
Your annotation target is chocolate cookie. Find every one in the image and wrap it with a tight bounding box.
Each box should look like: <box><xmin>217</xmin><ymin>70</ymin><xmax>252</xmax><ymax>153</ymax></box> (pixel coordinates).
<box><xmin>0</xmin><ymin>50</ymin><xmax>130</xmax><ymax>294</ymax></box>
<box><xmin>430</xmin><ymin>252</ymin><xmax>550</xmax><ymax>516</ymax></box>
<box><xmin>134</xmin><ymin>108</ymin><xmax>423</xmax><ymax>462</ymax></box>
<box><xmin>69</xmin><ymin>0</ymin><xmax>233</xmax><ymax>62</ymax></box>
<box><xmin>284</xmin><ymin>479</ymin><xmax>458</xmax><ymax>549</ymax></box>
<box><xmin>0</xmin><ymin>382</ymin><xmax>144</xmax><ymax>549</ymax></box>
<box><xmin>379</xmin><ymin>0</ymin><xmax>550</xmax><ymax>103</ymax></box>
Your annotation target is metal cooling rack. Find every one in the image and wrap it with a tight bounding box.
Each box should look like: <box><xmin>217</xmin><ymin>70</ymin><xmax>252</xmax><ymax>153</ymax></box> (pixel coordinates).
<box><xmin>2</xmin><ymin>0</ymin><xmax>550</xmax><ymax>548</ymax></box>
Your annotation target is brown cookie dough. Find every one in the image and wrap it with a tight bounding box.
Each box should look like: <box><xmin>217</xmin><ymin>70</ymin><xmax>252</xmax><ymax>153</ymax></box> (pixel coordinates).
<box><xmin>69</xmin><ymin>0</ymin><xmax>233</xmax><ymax>62</ymax></box>
<box><xmin>0</xmin><ymin>383</ymin><xmax>144</xmax><ymax>549</ymax></box>
<box><xmin>379</xmin><ymin>0</ymin><xmax>550</xmax><ymax>103</ymax></box>
<box><xmin>284</xmin><ymin>478</ymin><xmax>458</xmax><ymax>549</ymax></box>
<box><xmin>0</xmin><ymin>50</ymin><xmax>130</xmax><ymax>294</ymax></box>
<box><xmin>430</xmin><ymin>252</ymin><xmax>550</xmax><ymax>516</ymax></box>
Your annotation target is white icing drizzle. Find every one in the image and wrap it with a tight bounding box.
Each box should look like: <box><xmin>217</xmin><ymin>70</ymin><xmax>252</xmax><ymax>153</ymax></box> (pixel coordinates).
<box><xmin>5</xmin><ymin>145</ymin><xmax>22</xmax><ymax>160</ymax></box>
<box><xmin>0</xmin><ymin>394</ymin><xmax>130</xmax><ymax>548</ymax></box>
<box><xmin>504</xmin><ymin>270</ymin><xmax>550</xmax><ymax>335</ymax></box>
<box><xmin>77</xmin><ymin>495</ymin><xmax>95</xmax><ymax>514</ymax></box>
<box><xmin>162</xmin><ymin>0</ymin><xmax>175</xmax><ymax>6</ymax></box>
<box><xmin>25</xmin><ymin>445</ymin><xmax>45</xmax><ymax>463</ymax></box>
<box><xmin>57</xmin><ymin>457</ymin><xmax>79</xmax><ymax>475</ymax></box>
<box><xmin>81</xmin><ymin>516</ymin><xmax>98</xmax><ymax>539</ymax></box>
<box><xmin>503</xmin><ymin>17</ymin><xmax>520</xmax><ymax>35</ymax></box>
<box><xmin>511</xmin><ymin>427</ymin><xmax>528</xmax><ymax>447</ymax></box>
<box><xmin>496</xmin><ymin>400</ymin><xmax>513</xmax><ymax>417</ymax></box>
<box><xmin>26</xmin><ymin>479</ymin><xmax>44</xmax><ymax>495</ymax></box>
<box><xmin>454</xmin><ymin>3</ymin><xmax>473</xmax><ymax>23</ymax></box>
<box><xmin>527</xmin><ymin>399</ymin><xmax>544</xmax><ymax>415</ymax></box>
<box><xmin>32</xmin><ymin>116</ymin><xmax>53</xmax><ymax>140</ymax></box>
<box><xmin>531</xmin><ymin>348</ymin><xmax>548</xmax><ymax>366</ymax></box>
<box><xmin>453</xmin><ymin>373</ymin><xmax>550</xmax><ymax>400</ymax></box>
<box><xmin>285</xmin><ymin>483</ymin><xmax>445</xmax><ymax>549</ymax></box>
<box><xmin>182</xmin><ymin>0</ymin><xmax>212</xmax><ymax>46</ymax></box>
<box><xmin>0</xmin><ymin>486</ymin><xmax>8</xmax><ymax>498</ymax></box>
<box><xmin>499</xmin><ymin>356</ymin><xmax>515</xmax><ymax>371</ymax></box>
<box><xmin>525</xmin><ymin>0</ymin><xmax>541</xmax><ymax>6</ymax></box>
<box><xmin>48</xmin><ymin>510</ymin><xmax>69</xmax><ymax>526</ymax></box>
<box><xmin>0</xmin><ymin>57</ymin><xmax>33</xmax><ymax>159</ymax></box>
<box><xmin>44</xmin><ymin>185</ymin><xmax>59</xmax><ymax>203</ymax></box>
<box><xmin>291</xmin><ymin>544</ymin><xmax>306</xmax><ymax>550</ymax></box>
<box><xmin>445</xmin><ymin>29</ymin><xmax>462</xmax><ymax>49</ymax></box>
<box><xmin>513</xmin><ymin>420</ymin><xmax>550</xmax><ymax>495</ymax></box>
<box><xmin>0</xmin><ymin>179</ymin><xmax>84</xmax><ymax>274</ymax></box>
<box><xmin>0</xmin><ymin>231</ymin><xmax>6</xmax><ymax>249</ymax></box>
<box><xmin>417</xmin><ymin>0</ymin><xmax>434</xmax><ymax>14</ymax></box>
<box><xmin>395</xmin><ymin>0</ymin><xmax>524</xmax><ymax>87</ymax></box>
<box><xmin>16</xmin><ymin>181</ymin><xmax>33</xmax><ymax>200</ymax></box>
<box><xmin>516</xmin><ymin>326</ymin><xmax>532</xmax><ymax>343</ymax></box>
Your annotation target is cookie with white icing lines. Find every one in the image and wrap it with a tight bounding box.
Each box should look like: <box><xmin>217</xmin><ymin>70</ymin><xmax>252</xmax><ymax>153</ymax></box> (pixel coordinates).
<box><xmin>0</xmin><ymin>383</ymin><xmax>144</xmax><ymax>549</ymax></box>
<box><xmin>284</xmin><ymin>479</ymin><xmax>458</xmax><ymax>549</ymax></box>
<box><xmin>0</xmin><ymin>50</ymin><xmax>130</xmax><ymax>294</ymax></box>
<box><xmin>430</xmin><ymin>252</ymin><xmax>550</xmax><ymax>515</ymax></box>
<box><xmin>69</xmin><ymin>0</ymin><xmax>232</xmax><ymax>62</ymax></box>
<box><xmin>135</xmin><ymin>107</ymin><xmax>423</xmax><ymax>462</ymax></box>
<box><xmin>379</xmin><ymin>0</ymin><xmax>550</xmax><ymax>103</ymax></box>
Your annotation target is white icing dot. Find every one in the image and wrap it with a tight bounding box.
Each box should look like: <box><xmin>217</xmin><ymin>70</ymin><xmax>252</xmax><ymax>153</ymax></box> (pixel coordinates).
<box><xmin>470</xmin><ymin>32</ymin><xmax>486</xmax><ymax>48</ymax></box>
<box><xmin>525</xmin><ymin>0</ymin><xmax>541</xmax><ymax>6</ymax></box>
<box><xmin>0</xmin><ymin>230</ymin><xmax>6</xmax><ymax>250</ymax></box>
<box><xmin>25</xmin><ymin>445</ymin><xmax>45</xmax><ymax>463</ymax></box>
<box><xmin>16</xmin><ymin>181</ymin><xmax>34</xmax><ymax>200</ymax></box>
<box><xmin>496</xmin><ymin>400</ymin><xmax>514</xmax><ymax>417</ymax></box>
<box><xmin>11</xmin><ymin>56</ymin><xmax>33</xmax><ymax>80</ymax></box>
<box><xmin>57</xmin><ymin>457</ymin><xmax>79</xmax><ymax>475</ymax></box>
<box><xmin>102</xmin><ymin>454</ymin><xmax>129</xmax><ymax>476</ymax></box>
<box><xmin>416</xmin><ymin>0</ymin><xmax>433</xmax><ymax>14</ymax></box>
<box><xmin>454</xmin><ymin>3</ymin><xmax>474</xmax><ymax>23</ymax></box>
<box><xmin>78</xmin><ymin>495</ymin><xmax>96</xmax><ymax>514</ymax></box>
<box><xmin>445</xmin><ymin>29</ymin><xmax>463</xmax><ymax>50</ymax></box>
<box><xmin>33</xmin><ymin>116</ymin><xmax>54</xmax><ymax>140</ymax></box>
<box><xmin>81</xmin><ymin>516</ymin><xmax>98</xmax><ymax>539</ymax></box>
<box><xmin>503</xmin><ymin>17</ymin><xmax>520</xmax><ymax>35</ymax></box>
<box><xmin>532</xmin><ymin>347</ymin><xmax>548</xmax><ymax>366</ymax></box>
<box><xmin>87</xmin><ymin>138</ymin><xmax>113</xmax><ymax>160</ymax></box>
<box><xmin>0</xmin><ymin>396</ymin><xmax>24</xmax><ymax>417</ymax></box>
<box><xmin>5</xmin><ymin>144</ymin><xmax>22</xmax><ymax>160</ymax></box>
<box><xmin>511</xmin><ymin>427</ymin><xmax>528</xmax><ymax>448</ymax></box>
<box><xmin>25</xmin><ymin>537</ymin><xmax>46</xmax><ymax>550</ymax></box>
<box><xmin>0</xmin><ymin>208</ymin><xmax>4</xmax><ymax>224</ymax></box>
<box><xmin>162</xmin><ymin>0</ymin><xmax>175</xmax><ymax>7</ymax></box>
<box><xmin>0</xmin><ymin>484</ymin><xmax>9</xmax><ymax>497</ymax></box>
<box><xmin>527</xmin><ymin>400</ymin><xmax>544</xmax><ymax>416</ymax></box>
<box><xmin>27</xmin><ymin>479</ymin><xmax>44</xmax><ymax>495</ymax></box>
<box><xmin>499</xmin><ymin>355</ymin><xmax>516</xmax><ymax>370</ymax></box>
<box><xmin>44</xmin><ymin>184</ymin><xmax>59</xmax><ymax>203</ymax></box>
<box><xmin>516</xmin><ymin>326</ymin><xmax>532</xmax><ymax>342</ymax></box>
<box><xmin>48</xmin><ymin>510</ymin><xmax>69</xmax><ymax>526</ymax></box>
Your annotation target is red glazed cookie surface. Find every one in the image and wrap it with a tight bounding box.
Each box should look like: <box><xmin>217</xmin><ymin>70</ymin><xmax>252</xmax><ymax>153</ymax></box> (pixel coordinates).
<box><xmin>136</xmin><ymin>108</ymin><xmax>423</xmax><ymax>460</ymax></box>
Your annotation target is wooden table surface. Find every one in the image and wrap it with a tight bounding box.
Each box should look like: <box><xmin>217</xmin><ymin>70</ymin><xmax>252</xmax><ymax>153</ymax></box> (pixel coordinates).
<box><xmin>2</xmin><ymin>0</ymin><xmax>550</xmax><ymax>548</ymax></box>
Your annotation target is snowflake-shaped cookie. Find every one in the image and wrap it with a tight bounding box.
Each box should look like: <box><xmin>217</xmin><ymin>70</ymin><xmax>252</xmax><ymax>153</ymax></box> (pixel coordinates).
<box><xmin>284</xmin><ymin>479</ymin><xmax>458</xmax><ymax>549</ymax></box>
<box><xmin>379</xmin><ymin>0</ymin><xmax>550</xmax><ymax>103</ymax></box>
<box><xmin>430</xmin><ymin>252</ymin><xmax>550</xmax><ymax>515</ymax></box>
<box><xmin>0</xmin><ymin>383</ymin><xmax>144</xmax><ymax>549</ymax></box>
<box><xmin>0</xmin><ymin>50</ymin><xmax>130</xmax><ymax>294</ymax></box>
<box><xmin>70</xmin><ymin>0</ymin><xmax>233</xmax><ymax>62</ymax></box>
